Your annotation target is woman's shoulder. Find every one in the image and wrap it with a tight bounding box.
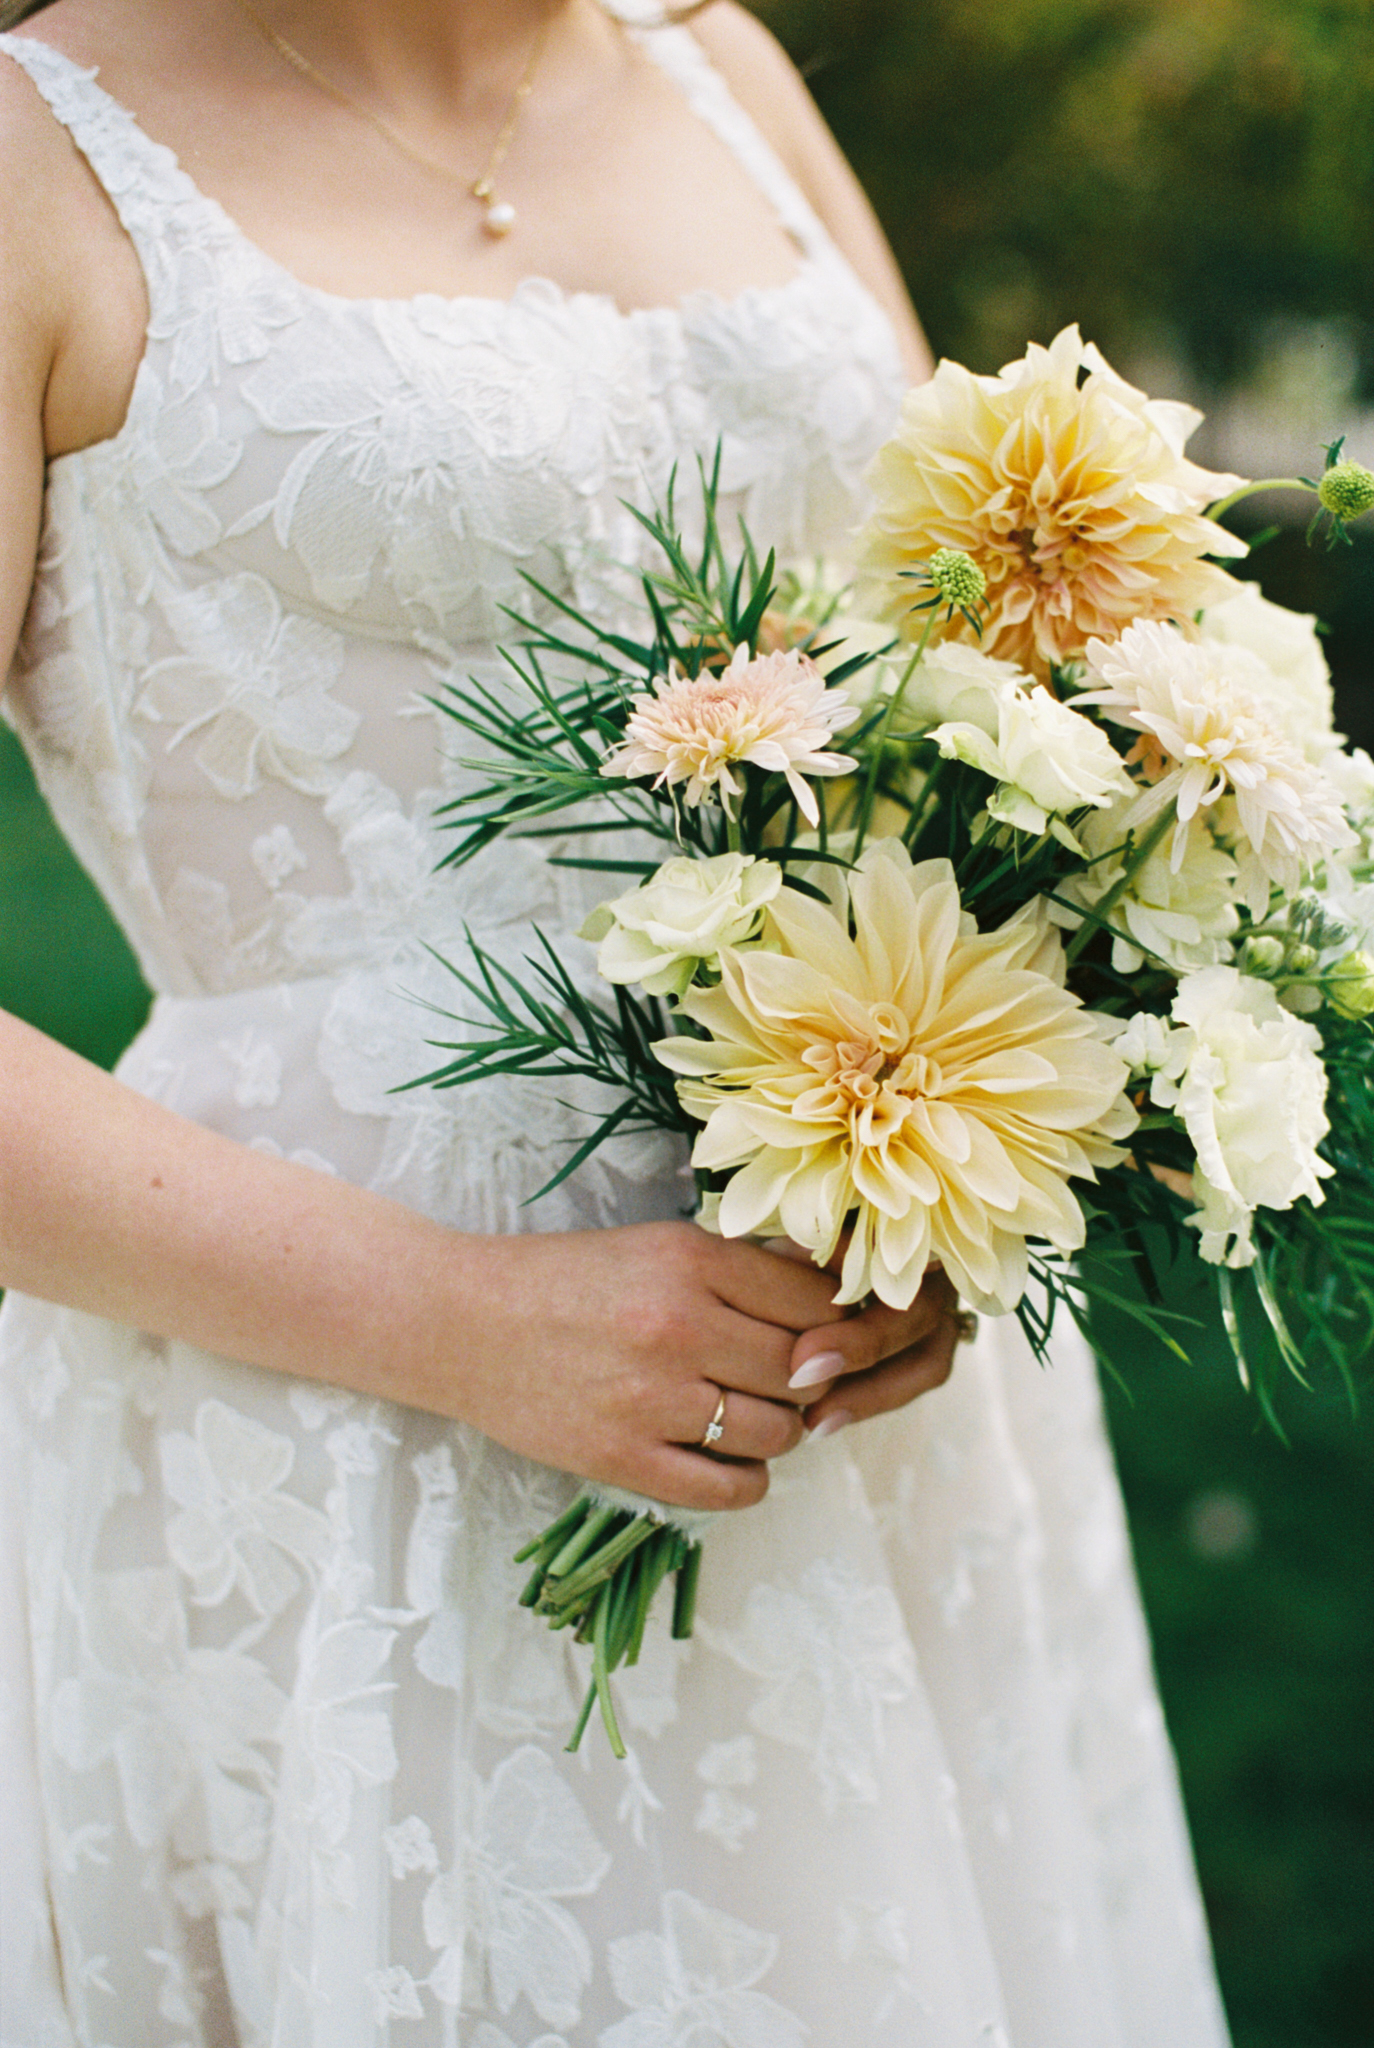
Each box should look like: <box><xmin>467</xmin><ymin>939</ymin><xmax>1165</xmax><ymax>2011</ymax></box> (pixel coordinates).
<box><xmin>684</xmin><ymin>3</ymin><xmax>829</xmax><ymax>197</ymax></box>
<box><xmin>0</xmin><ymin>35</ymin><xmax>80</xmax><ymax>339</ymax></box>
<box><xmin>684</xmin><ymin>4</ymin><xmax>931</xmax><ymax>382</ymax></box>
<box><xmin>0</xmin><ymin>19</ymin><xmax>150</xmax><ymax>460</ymax></box>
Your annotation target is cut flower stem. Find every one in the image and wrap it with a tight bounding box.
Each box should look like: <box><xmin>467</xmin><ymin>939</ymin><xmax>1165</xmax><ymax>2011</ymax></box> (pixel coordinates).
<box><xmin>1064</xmin><ymin>804</ymin><xmax>1176</xmax><ymax>967</ymax></box>
<box><xmin>515</xmin><ymin>1496</ymin><xmax>708</xmax><ymax>1754</ymax></box>
<box><xmin>853</xmin><ymin>610</ymin><xmax>939</xmax><ymax>857</ymax></box>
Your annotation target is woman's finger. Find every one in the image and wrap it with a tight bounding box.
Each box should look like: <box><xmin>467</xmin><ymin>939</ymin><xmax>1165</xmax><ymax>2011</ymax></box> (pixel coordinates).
<box><xmin>801</xmin><ymin>1317</ymin><xmax>961</xmax><ymax>1438</ymax></box>
<box><xmin>670</xmin><ymin>1383</ymin><xmax>806</xmax><ymax>1463</ymax></box>
<box><xmin>639</xmin><ymin>1443</ymin><xmax>772</xmax><ymax>1514</ymax></box>
<box><xmin>785</xmin><ymin>1268</ymin><xmax>956</xmax><ymax>1391</ymax></box>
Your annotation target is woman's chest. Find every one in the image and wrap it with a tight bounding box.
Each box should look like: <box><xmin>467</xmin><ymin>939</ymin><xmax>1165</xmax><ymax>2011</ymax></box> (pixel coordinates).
<box><xmin>89</xmin><ymin>250</ymin><xmax>904</xmax><ymax>645</ymax></box>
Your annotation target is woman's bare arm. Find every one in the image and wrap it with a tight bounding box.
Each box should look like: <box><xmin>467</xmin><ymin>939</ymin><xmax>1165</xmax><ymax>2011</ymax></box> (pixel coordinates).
<box><xmin>690</xmin><ymin>3</ymin><xmax>934</xmax><ymax>384</ymax></box>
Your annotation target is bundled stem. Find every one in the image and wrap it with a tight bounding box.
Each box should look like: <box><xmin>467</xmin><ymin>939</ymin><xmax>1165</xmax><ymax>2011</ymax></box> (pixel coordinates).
<box><xmin>515</xmin><ymin>1498</ymin><xmax>704</xmax><ymax>1756</ymax></box>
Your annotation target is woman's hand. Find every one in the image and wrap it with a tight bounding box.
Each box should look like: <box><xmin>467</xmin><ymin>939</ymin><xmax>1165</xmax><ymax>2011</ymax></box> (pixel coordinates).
<box><xmin>459</xmin><ymin>1221</ymin><xmax>849</xmax><ymax>1514</ymax></box>
<box><xmin>460</xmin><ymin>1226</ymin><xmax>962</xmax><ymax>1512</ymax></box>
<box><xmin>785</xmin><ymin>1262</ymin><xmax>961</xmax><ymax>1442</ymax></box>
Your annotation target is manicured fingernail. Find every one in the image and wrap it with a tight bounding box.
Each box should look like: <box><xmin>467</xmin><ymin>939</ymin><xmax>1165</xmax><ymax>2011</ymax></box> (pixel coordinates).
<box><xmin>808</xmin><ymin>1408</ymin><xmax>854</xmax><ymax>1441</ymax></box>
<box><xmin>789</xmin><ymin>1349</ymin><xmax>845</xmax><ymax>1391</ymax></box>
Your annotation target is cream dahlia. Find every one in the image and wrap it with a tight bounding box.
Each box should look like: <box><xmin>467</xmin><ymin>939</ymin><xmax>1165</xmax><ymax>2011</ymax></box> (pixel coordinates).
<box><xmin>1198</xmin><ymin>583</ymin><xmax>1338</xmax><ymax>763</ymax></box>
<box><xmin>600</xmin><ymin>645</ymin><xmax>857</xmax><ymax>825</ymax></box>
<box><xmin>1082</xmin><ymin>620</ymin><xmax>1356</xmax><ymax>917</ymax></box>
<box><xmin>655</xmin><ymin>842</ymin><xmax>1137</xmax><ymax>1314</ymax></box>
<box><xmin>855</xmin><ymin>325</ymin><xmax>1247</xmax><ymax>678</ymax></box>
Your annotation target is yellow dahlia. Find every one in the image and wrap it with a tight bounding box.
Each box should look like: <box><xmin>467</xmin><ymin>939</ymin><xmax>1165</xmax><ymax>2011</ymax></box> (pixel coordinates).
<box><xmin>655</xmin><ymin>842</ymin><xmax>1137</xmax><ymax>1314</ymax></box>
<box><xmin>856</xmin><ymin>325</ymin><xmax>1247</xmax><ymax>679</ymax></box>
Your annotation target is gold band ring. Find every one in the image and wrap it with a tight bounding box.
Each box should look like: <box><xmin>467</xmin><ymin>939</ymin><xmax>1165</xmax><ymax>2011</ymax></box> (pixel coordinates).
<box><xmin>701</xmin><ymin>1387</ymin><xmax>728</xmax><ymax>1450</ymax></box>
<box><xmin>950</xmin><ymin>1309</ymin><xmax>980</xmax><ymax>1347</ymax></box>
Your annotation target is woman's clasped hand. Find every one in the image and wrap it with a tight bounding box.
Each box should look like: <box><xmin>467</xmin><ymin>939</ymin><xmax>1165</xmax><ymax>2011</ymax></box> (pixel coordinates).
<box><xmin>462</xmin><ymin>1221</ymin><xmax>957</xmax><ymax>1510</ymax></box>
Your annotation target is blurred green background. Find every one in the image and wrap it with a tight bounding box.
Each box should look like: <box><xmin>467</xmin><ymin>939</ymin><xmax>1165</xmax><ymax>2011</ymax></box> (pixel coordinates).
<box><xmin>2</xmin><ymin>0</ymin><xmax>1372</xmax><ymax>2040</ymax></box>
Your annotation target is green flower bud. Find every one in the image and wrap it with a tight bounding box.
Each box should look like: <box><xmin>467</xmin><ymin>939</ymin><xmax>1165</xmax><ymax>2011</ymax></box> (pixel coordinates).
<box><xmin>927</xmin><ymin>548</ymin><xmax>987</xmax><ymax>611</ymax></box>
<box><xmin>1325</xmin><ymin>949</ymin><xmax>1374</xmax><ymax>1020</ymax></box>
<box><xmin>1240</xmin><ymin>933</ymin><xmax>1287</xmax><ymax>976</ymax></box>
<box><xmin>1317</xmin><ymin>461</ymin><xmax>1374</xmax><ymax>521</ymax></box>
<box><xmin>1288</xmin><ymin>941</ymin><xmax>1319</xmax><ymax>974</ymax></box>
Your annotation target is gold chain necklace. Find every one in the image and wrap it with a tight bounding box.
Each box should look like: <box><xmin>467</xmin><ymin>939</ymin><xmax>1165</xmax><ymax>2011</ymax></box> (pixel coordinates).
<box><xmin>231</xmin><ymin>0</ymin><xmax>553</xmax><ymax>238</ymax></box>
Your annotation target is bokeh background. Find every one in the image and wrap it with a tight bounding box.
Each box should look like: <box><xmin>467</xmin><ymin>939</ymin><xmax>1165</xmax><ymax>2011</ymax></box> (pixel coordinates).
<box><xmin>2</xmin><ymin>0</ymin><xmax>1372</xmax><ymax>2040</ymax></box>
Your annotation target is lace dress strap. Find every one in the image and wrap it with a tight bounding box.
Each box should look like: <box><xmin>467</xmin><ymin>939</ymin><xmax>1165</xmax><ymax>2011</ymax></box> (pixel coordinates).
<box><xmin>629</xmin><ymin>20</ymin><xmax>832</xmax><ymax>261</ymax></box>
<box><xmin>0</xmin><ymin>32</ymin><xmax>271</xmax><ymax>353</ymax></box>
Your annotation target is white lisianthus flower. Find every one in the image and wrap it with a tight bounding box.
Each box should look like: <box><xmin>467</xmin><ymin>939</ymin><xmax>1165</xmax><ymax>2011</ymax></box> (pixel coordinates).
<box><xmin>1052</xmin><ymin>798</ymin><xmax>1240</xmax><ymax>973</ymax></box>
<box><xmin>600</xmin><ymin>645</ymin><xmax>858</xmax><ymax>825</ymax></box>
<box><xmin>1082</xmin><ymin>619</ymin><xmax>1356</xmax><ymax>917</ymax></box>
<box><xmin>655</xmin><ymin>841</ymin><xmax>1137</xmax><ymax>1314</ymax></box>
<box><xmin>931</xmin><ymin>683</ymin><xmax>1131</xmax><ymax>850</ymax></box>
<box><xmin>1199</xmin><ymin>582</ymin><xmax>1339</xmax><ymax>762</ymax></box>
<box><xmin>580</xmin><ymin>853</ymin><xmax>782</xmax><ymax>999</ymax></box>
<box><xmin>1141</xmin><ymin>965</ymin><xmax>1332</xmax><ymax>1266</ymax></box>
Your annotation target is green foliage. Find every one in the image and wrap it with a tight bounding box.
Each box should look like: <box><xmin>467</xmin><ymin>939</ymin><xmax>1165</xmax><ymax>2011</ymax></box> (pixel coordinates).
<box><xmin>405</xmin><ymin>929</ymin><xmax>687</xmax><ymax>1204</ymax></box>
<box><xmin>764</xmin><ymin>0</ymin><xmax>1374</xmax><ymax>386</ymax></box>
<box><xmin>430</xmin><ymin>465</ymin><xmax>875</xmax><ymax>874</ymax></box>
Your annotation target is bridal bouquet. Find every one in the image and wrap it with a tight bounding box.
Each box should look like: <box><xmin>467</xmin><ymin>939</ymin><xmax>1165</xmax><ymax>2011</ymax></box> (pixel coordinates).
<box><xmin>419</xmin><ymin>326</ymin><xmax>1374</xmax><ymax>1754</ymax></box>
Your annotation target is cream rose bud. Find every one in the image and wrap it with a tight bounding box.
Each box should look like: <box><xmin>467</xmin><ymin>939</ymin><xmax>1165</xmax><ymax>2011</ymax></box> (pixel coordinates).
<box><xmin>879</xmin><ymin>641</ymin><xmax>1025</xmax><ymax>735</ymax></box>
<box><xmin>580</xmin><ymin>853</ymin><xmax>783</xmax><ymax>998</ymax></box>
<box><xmin>932</xmin><ymin>683</ymin><xmax>1131</xmax><ymax>847</ymax></box>
<box><xmin>1144</xmin><ymin>965</ymin><xmax>1332</xmax><ymax>1265</ymax></box>
<box><xmin>1325</xmin><ymin>949</ymin><xmax>1374</xmax><ymax>1021</ymax></box>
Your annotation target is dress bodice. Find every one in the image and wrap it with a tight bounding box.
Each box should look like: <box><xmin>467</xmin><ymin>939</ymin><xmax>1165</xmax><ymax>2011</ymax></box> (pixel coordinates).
<box><xmin>1</xmin><ymin>25</ymin><xmax>905</xmax><ymax>1003</ymax></box>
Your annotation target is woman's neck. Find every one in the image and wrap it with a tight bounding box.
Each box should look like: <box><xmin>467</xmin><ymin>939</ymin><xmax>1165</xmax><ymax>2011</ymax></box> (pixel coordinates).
<box><xmin>242</xmin><ymin>0</ymin><xmax>613</xmax><ymax>124</ymax></box>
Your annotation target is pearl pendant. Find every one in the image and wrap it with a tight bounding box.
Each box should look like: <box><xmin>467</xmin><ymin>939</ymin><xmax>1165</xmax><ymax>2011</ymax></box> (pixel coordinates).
<box><xmin>483</xmin><ymin>199</ymin><xmax>517</xmax><ymax>238</ymax></box>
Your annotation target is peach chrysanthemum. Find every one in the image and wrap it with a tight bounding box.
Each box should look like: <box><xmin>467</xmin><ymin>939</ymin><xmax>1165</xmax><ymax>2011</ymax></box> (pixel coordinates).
<box><xmin>655</xmin><ymin>842</ymin><xmax>1137</xmax><ymax>1314</ymax></box>
<box><xmin>600</xmin><ymin>645</ymin><xmax>857</xmax><ymax>825</ymax></box>
<box><xmin>855</xmin><ymin>325</ymin><xmax>1248</xmax><ymax>679</ymax></box>
<box><xmin>1082</xmin><ymin>620</ymin><xmax>1357</xmax><ymax>919</ymax></box>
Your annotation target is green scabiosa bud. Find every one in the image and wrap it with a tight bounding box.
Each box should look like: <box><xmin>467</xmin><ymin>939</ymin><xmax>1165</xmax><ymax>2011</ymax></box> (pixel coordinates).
<box><xmin>927</xmin><ymin>548</ymin><xmax>987</xmax><ymax>611</ymax></box>
<box><xmin>1325</xmin><ymin>949</ymin><xmax>1374</xmax><ymax>1020</ymax></box>
<box><xmin>1317</xmin><ymin>460</ymin><xmax>1374</xmax><ymax>522</ymax></box>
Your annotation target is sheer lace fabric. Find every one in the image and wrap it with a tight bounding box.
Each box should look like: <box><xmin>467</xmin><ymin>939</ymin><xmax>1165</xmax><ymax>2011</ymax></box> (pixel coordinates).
<box><xmin>0</xmin><ymin>27</ymin><xmax>1229</xmax><ymax>2048</ymax></box>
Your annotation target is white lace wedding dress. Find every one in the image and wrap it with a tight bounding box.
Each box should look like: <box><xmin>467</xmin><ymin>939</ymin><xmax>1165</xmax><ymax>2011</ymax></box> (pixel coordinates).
<box><xmin>0</xmin><ymin>24</ymin><xmax>1231</xmax><ymax>2048</ymax></box>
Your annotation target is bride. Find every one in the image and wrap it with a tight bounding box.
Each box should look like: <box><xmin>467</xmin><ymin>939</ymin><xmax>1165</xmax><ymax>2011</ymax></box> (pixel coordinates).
<box><xmin>0</xmin><ymin>1</ymin><xmax>1231</xmax><ymax>2041</ymax></box>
